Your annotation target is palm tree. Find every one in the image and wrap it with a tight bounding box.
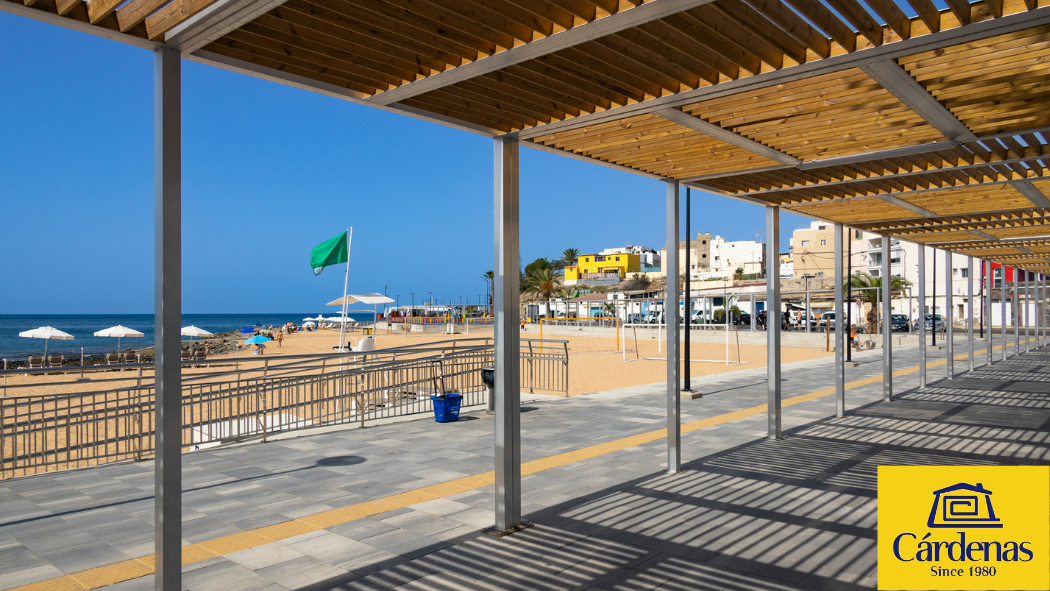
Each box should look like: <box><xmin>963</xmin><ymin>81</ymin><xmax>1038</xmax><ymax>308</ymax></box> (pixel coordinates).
<box><xmin>523</xmin><ymin>267</ymin><xmax>562</xmax><ymax>302</ymax></box>
<box><xmin>481</xmin><ymin>270</ymin><xmax>494</xmax><ymax>307</ymax></box>
<box><xmin>562</xmin><ymin>248</ymin><xmax>580</xmax><ymax>267</ymax></box>
<box><xmin>846</xmin><ymin>272</ymin><xmax>912</xmax><ymax>333</ymax></box>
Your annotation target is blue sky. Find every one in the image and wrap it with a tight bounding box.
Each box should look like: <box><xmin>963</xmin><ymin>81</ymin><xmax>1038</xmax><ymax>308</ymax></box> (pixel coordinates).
<box><xmin>0</xmin><ymin>13</ymin><xmax>811</xmax><ymax>314</ymax></box>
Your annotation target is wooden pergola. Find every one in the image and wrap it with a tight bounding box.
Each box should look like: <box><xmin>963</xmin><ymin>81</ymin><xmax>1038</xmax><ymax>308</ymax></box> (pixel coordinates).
<box><xmin>5</xmin><ymin>1</ymin><xmax>1050</xmax><ymax>588</ymax></box>
<box><xmin>7</xmin><ymin>0</ymin><xmax>1049</xmax><ymax>265</ymax></box>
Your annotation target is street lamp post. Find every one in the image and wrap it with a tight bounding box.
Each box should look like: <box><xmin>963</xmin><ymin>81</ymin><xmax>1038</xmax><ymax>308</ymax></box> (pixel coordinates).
<box><xmin>411</xmin><ymin>293</ymin><xmax>415</xmax><ymax>317</ymax></box>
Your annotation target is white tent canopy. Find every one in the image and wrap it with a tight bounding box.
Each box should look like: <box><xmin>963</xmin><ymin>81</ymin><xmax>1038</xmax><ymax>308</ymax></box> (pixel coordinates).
<box><xmin>19</xmin><ymin>326</ymin><xmax>73</xmax><ymax>358</ymax></box>
<box><xmin>326</xmin><ymin>293</ymin><xmax>395</xmax><ymax>306</ymax></box>
<box><xmin>94</xmin><ymin>325</ymin><xmax>145</xmax><ymax>353</ymax></box>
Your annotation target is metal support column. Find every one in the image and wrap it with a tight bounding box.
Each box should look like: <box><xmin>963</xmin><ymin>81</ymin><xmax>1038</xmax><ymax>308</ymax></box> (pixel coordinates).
<box><xmin>968</xmin><ymin>257</ymin><xmax>974</xmax><ymax>373</ymax></box>
<box><xmin>1026</xmin><ymin>275</ymin><xmax>1031</xmax><ymax>353</ymax></box>
<box><xmin>834</xmin><ymin>223</ymin><xmax>844</xmax><ymax>417</ymax></box>
<box><xmin>766</xmin><ymin>206</ymin><xmax>782</xmax><ymax>438</ymax></box>
<box><xmin>918</xmin><ymin>246</ymin><xmax>926</xmax><ymax>388</ymax></box>
<box><xmin>946</xmin><ymin>250</ymin><xmax>953</xmax><ymax>379</ymax></box>
<box><xmin>805</xmin><ymin>288</ymin><xmax>811</xmax><ymax>333</ymax></box>
<box><xmin>986</xmin><ymin>261</ymin><xmax>993</xmax><ymax>365</ymax></box>
<box><xmin>493</xmin><ymin>137</ymin><xmax>521</xmax><ymax>533</ymax></box>
<box><xmin>882</xmin><ymin>238</ymin><xmax>893</xmax><ymax>401</ymax></box>
<box><xmin>154</xmin><ymin>47</ymin><xmax>182</xmax><ymax>591</ymax></box>
<box><xmin>683</xmin><ymin>189</ymin><xmax>692</xmax><ymax>394</ymax></box>
<box><xmin>1014</xmin><ymin>270</ymin><xmax>1020</xmax><ymax>356</ymax></box>
<box><xmin>665</xmin><ymin>181</ymin><xmax>681</xmax><ymax>473</ymax></box>
<box><xmin>750</xmin><ymin>294</ymin><xmax>756</xmax><ymax>331</ymax></box>
<box><xmin>1002</xmin><ymin>268</ymin><xmax>1008</xmax><ymax>361</ymax></box>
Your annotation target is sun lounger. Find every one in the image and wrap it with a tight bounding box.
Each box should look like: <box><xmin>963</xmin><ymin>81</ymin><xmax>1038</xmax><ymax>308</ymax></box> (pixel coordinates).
<box><xmin>181</xmin><ymin>350</ymin><xmax>192</xmax><ymax>362</ymax></box>
<box><xmin>105</xmin><ymin>353</ymin><xmax>120</xmax><ymax>365</ymax></box>
<box><xmin>27</xmin><ymin>356</ymin><xmax>44</xmax><ymax>370</ymax></box>
<box><xmin>123</xmin><ymin>351</ymin><xmax>138</xmax><ymax>364</ymax></box>
<box><xmin>193</xmin><ymin>350</ymin><xmax>207</xmax><ymax>367</ymax></box>
<box><xmin>47</xmin><ymin>355</ymin><xmax>64</xmax><ymax>368</ymax></box>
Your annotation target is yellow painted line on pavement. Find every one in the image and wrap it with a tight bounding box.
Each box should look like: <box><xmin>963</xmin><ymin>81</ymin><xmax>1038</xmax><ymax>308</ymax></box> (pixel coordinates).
<box><xmin>13</xmin><ymin>338</ymin><xmax>1037</xmax><ymax>591</ymax></box>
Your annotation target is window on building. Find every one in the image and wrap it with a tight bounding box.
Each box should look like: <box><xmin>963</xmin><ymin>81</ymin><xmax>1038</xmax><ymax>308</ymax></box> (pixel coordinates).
<box><xmin>702</xmin><ymin>240</ymin><xmax>706</xmax><ymax>244</ymax></box>
<box><xmin>960</xmin><ymin>268</ymin><xmax>969</xmax><ymax>278</ymax></box>
<box><xmin>595</xmin><ymin>256</ymin><xmax>606</xmax><ymax>262</ymax></box>
<box><xmin>583</xmin><ymin>257</ymin><xmax>589</xmax><ymax>262</ymax></box>
<box><xmin>801</xmin><ymin>240</ymin><xmax>810</xmax><ymax>247</ymax></box>
<box><xmin>714</xmin><ymin>256</ymin><xmax>720</xmax><ymax>260</ymax></box>
<box><xmin>820</xmin><ymin>239</ymin><xmax>827</xmax><ymax>246</ymax></box>
<box><xmin>818</xmin><ymin>225</ymin><xmax>827</xmax><ymax>230</ymax></box>
<box><xmin>855</xmin><ymin>230</ymin><xmax>862</xmax><ymax>239</ymax></box>
<box><xmin>872</xmin><ymin>269</ymin><xmax>881</xmax><ymax>277</ymax></box>
<box><xmin>891</xmin><ymin>257</ymin><xmax>900</xmax><ymax>265</ymax></box>
<box><xmin>702</xmin><ymin>254</ymin><xmax>706</xmax><ymax>258</ymax></box>
<box><xmin>817</xmin><ymin>272</ymin><xmax>824</xmax><ymax>278</ymax></box>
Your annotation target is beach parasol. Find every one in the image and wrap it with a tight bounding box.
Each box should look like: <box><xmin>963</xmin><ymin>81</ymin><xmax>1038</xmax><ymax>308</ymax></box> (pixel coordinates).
<box><xmin>240</xmin><ymin>327</ymin><xmax>255</xmax><ymax>334</ymax></box>
<box><xmin>181</xmin><ymin>326</ymin><xmax>214</xmax><ymax>352</ymax></box>
<box><xmin>93</xmin><ymin>325</ymin><xmax>144</xmax><ymax>353</ymax></box>
<box><xmin>243</xmin><ymin>335</ymin><xmax>271</xmax><ymax>345</ymax></box>
<box><xmin>19</xmin><ymin>326</ymin><xmax>74</xmax><ymax>358</ymax></box>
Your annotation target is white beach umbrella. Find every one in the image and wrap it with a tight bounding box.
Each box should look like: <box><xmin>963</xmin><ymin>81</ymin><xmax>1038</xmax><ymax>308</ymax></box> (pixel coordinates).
<box><xmin>325</xmin><ymin>316</ymin><xmax>356</xmax><ymax>323</ymax></box>
<box><xmin>181</xmin><ymin>326</ymin><xmax>214</xmax><ymax>338</ymax></box>
<box><xmin>94</xmin><ymin>325</ymin><xmax>144</xmax><ymax>353</ymax></box>
<box><xmin>19</xmin><ymin>326</ymin><xmax>74</xmax><ymax>358</ymax></box>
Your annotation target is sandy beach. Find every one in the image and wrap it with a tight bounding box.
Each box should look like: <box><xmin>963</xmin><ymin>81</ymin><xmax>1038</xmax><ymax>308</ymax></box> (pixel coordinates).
<box><xmin>1</xmin><ymin>326</ymin><xmax>832</xmax><ymax>398</ymax></box>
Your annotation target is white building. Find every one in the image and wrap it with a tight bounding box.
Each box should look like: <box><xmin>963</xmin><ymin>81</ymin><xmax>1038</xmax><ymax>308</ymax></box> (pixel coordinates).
<box><xmin>709</xmin><ymin>235</ymin><xmax>765</xmax><ymax>276</ymax></box>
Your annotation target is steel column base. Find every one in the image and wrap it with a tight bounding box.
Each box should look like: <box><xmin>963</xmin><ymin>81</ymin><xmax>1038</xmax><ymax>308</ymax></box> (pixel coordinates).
<box><xmin>484</xmin><ymin>521</ymin><xmax>534</xmax><ymax>538</ymax></box>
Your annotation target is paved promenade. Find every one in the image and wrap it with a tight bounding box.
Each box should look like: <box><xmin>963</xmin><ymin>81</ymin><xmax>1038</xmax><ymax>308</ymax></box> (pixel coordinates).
<box><xmin>1</xmin><ymin>336</ymin><xmax>1048</xmax><ymax>591</ymax></box>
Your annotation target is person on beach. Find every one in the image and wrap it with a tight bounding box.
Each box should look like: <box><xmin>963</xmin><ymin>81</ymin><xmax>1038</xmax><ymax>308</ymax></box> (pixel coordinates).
<box><xmin>277</xmin><ymin>332</ymin><xmax>283</xmax><ymax>348</ymax></box>
<box><xmin>520</xmin><ymin>316</ymin><xmax>526</xmax><ymax>331</ymax></box>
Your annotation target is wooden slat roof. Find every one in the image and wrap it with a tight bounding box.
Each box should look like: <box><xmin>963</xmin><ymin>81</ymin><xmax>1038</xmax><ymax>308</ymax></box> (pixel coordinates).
<box><xmin>5</xmin><ymin>0</ymin><xmax>1050</xmax><ymax>270</ymax></box>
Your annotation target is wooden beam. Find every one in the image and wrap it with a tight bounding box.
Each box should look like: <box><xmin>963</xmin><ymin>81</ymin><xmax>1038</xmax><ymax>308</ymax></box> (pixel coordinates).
<box><xmin>655</xmin><ymin>108</ymin><xmax>801</xmax><ymax>165</ymax></box>
<box><xmin>55</xmin><ymin>0</ymin><xmax>81</xmax><ymax>15</ymax></box>
<box><xmin>861</xmin><ymin>60</ymin><xmax>975</xmax><ymax>141</ymax></box>
<box><xmin>823</xmin><ymin>0</ymin><xmax>883</xmax><ymax>46</ymax></box>
<box><xmin>117</xmin><ymin>0</ymin><xmax>172</xmax><ymax>32</ymax></box>
<box><xmin>369</xmin><ymin>0</ymin><xmax>719</xmax><ymax>105</ymax></box>
<box><xmin>904</xmin><ymin>0</ymin><xmax>940</xmax><ymax>33</ymax></box>
<box><xmin>0</xmin><ymin>0</ymin><xmax>159</xmax><ymax>48</ymax></box>
<box><xmin>87</xmin><ymin>0</ymin><xmax>123</xmax><ymax>23</ymax></box>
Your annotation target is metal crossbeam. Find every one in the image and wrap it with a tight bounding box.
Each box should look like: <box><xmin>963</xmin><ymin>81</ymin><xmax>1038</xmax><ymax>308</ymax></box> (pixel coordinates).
<box><xmin>371</xmin><ymin>0</ymin><xmax>718</xmax><ymax>106</ymax></box>
<box><xmin>877</xmin><ymin>194</ymin><xmax>936</xmax><ymax>218</ymax></box>
<box><xmin>861</xmin><ymin>60</ymin><xmax>976</xmax><ymax>141</ymax></box>
<box><xmin>163</xmin><ymin>0</ymin><xmax>288</xmax><ymax>53</ymax></box>
<box><xmin>1011</xmin><ymin>179</ymin><xmax>1050</xmax><ymax>208</ymax></box>
<box><xmin>655</xmin><ymin>109</ymin><xmax>801</xmax><ymax>166</ymax></box>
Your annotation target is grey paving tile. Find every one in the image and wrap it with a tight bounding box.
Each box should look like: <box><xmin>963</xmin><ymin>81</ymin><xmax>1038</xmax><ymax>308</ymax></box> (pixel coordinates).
<box><xmin>286</xmin><ymin>532</ymin><xmax>378</xmax><ymax>565</ymax></box>
<box><xmin>182</xmin><ymin>560</ymin><xmax>272</xmax><ymax>591</ymax></box>
<box><xmin>225</xmin><ymin>543</ymin><xmax>304</xmax><ymax>571</ymax></box>
<box><xmin>254</xmin><ymin>555</ymin><xmax>351</xmax><ymax>589</ymax></box>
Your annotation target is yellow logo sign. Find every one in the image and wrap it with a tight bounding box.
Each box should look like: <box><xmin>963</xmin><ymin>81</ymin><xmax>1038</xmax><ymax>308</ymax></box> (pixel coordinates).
<box><xmin>878</xmin><ymin>466</ymin><xmax>1049</xmax><ymax>590</ymax></box>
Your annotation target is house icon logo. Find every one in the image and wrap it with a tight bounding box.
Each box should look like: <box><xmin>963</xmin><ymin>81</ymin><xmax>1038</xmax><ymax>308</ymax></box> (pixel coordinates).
<box><xmin>927</xmin><ymin>482</ymin><xmax>1003</xmax><ymax>529</ymax></box>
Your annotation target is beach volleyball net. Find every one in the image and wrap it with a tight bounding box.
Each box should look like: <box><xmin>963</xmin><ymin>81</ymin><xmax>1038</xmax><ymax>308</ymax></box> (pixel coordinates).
<box><xmin>620</xmin><ymin>323</ymin><xmax>746</xmax><ymax>365</ymax></box>
<box><xmin>534</xmin><ymin>318</ymin><xmax>628</xmax><ymax>355</ymax></box>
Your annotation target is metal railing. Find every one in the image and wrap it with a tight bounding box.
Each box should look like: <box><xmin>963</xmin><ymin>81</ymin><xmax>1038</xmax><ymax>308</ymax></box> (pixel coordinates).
<box><xmin>0</xmin><ymin>338</ymin><xmax>567</xmax><ymax>478</ymax></box>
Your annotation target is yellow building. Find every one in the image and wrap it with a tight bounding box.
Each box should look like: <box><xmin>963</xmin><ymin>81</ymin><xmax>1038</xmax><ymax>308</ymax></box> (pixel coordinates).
<box><xmin>564</xmin><ymin>253</ymin><xmax>641</xmax><ymax>283</ymax></box>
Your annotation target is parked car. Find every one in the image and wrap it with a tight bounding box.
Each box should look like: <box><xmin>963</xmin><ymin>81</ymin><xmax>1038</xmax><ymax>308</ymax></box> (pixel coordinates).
<box><xmin>818</xmin><ymin>312</ymin><xmax>836</xmax><ymax>329</ymax></box>
<box><xmin>645</xmin><ymin>312</ymin><xmax>663</xmax><ymax>324</ymax></box>
<box><xmin>734</xmin><ymin>312</ymin><xmax>751</xmax><ymax>326</ymax></box>
<box><xmin>891</xmin><ymin>314</ymin><xmax>910</xmax><ymax>332</ymax></box>
<box><xmin>626</xmin><ymin>313</ymin><xmax>646</xmax><ymax>324</ymax></box>
<box><xmin>924</xmin><ymin>314</ymin><xmax>946</xmax><ymax>331</ymax></box>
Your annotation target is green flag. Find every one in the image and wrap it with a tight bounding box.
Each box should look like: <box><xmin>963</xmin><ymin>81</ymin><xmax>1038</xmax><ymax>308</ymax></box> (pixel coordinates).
<box><xmin>311</xmin><ymin>231</ymin><xmax>349</xmax><ymax>276</ymax></box>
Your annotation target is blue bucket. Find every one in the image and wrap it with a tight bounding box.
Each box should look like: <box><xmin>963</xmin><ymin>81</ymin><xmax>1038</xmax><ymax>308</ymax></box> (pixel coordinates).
<box><xmin>431</xmin><ymin>394</ymin><xmax>463</xmax><ymax>423</ymax></box>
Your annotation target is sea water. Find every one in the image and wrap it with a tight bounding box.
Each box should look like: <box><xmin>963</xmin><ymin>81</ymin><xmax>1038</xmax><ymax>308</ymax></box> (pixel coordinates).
<box><xmin>0</xmin><ymin>312</ymin><xmax>380</xmax><ymax>359</ymax></box>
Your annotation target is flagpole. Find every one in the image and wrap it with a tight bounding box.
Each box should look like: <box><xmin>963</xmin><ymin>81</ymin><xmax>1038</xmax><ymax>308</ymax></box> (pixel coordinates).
<box><xmin>339</xmin><ymin>228</ymin><xmax>353</xmax><ymax>352</ymax></box>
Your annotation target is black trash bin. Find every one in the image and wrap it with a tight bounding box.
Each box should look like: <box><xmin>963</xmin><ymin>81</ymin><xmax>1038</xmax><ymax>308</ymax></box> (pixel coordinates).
<box><xmin>481</xmin><ymin>367</ymin><xmax>494</xmax><ymax>415</ymax></box>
